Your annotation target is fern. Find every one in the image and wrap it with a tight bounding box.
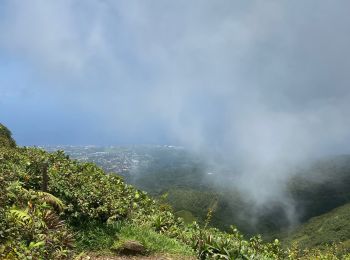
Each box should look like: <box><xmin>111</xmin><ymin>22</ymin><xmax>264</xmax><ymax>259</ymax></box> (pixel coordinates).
<box><xmin>38</xmin><ymin>191</ymin><xmax>65</xmax><ymax>212</ymax></box>
<box><xmin>9</xmin><ymin>208</ymin><xmax>31</xmax><ymax>224</ymax></box>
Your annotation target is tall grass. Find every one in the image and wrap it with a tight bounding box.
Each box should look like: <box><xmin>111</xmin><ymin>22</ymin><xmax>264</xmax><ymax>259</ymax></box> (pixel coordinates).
<box><xmin>112</xmin><ymin>224</ymin><xmax>194</xmax><ymax>256</ymax></box>
<box><xmin>74</xmin><ymin>221</ymin><xmax>122</xmax><ymax>252</ymax></box>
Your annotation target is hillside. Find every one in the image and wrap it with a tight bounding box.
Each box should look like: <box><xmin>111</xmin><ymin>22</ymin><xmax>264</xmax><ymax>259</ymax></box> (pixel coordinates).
<box><xmin>52</xmin><ymin>145</ymin><xmax>350</xmax><ymax>240</ymax></box>
<box><xmin>0</xmin><ymin>126</ymin><xmax>194</xmax><ymax>259</ymax></box>
<box><xmin>286</xmin><ymin>203</ymin><xmax>350</xmax><ymax>248</ymax></box>
<box><xmin>289</xmin><ymin>155</ymin><xmax>350</xmax><ymax>222</ymax></box>
<box><xmin>1</xmin><ymin>124</ymin><xmax>350</xmax><ymax>259</ymax></box>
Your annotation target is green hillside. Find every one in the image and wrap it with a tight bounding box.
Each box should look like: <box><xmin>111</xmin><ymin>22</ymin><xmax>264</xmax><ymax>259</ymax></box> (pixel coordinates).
<box><xmin>126</xmin><ymin>151</ymin><xmax>350</xmax><ymax>238</ymax></box>
<box><xmin>289</xmin><ymin>155</ymin><xmax>350</xmax><ymax>222</ymax></box>
<box><xmin>0</xmin><ymin>128</ymin><xmax>193</xmax><ymax>259</ymax></box>
<box><xmin>53</xmin><ymin>144</ymin><xmax>350</xmax><ymax>239</ymax></box>
<box><xmin>1</xmin><ymin>123</ymin><xmax>350</xmax><ymax>259</ymax></box>
<box><xmin>286</xmin><ymin>203</ymin><xmax>350</xmax><ymax>248</ymax></box>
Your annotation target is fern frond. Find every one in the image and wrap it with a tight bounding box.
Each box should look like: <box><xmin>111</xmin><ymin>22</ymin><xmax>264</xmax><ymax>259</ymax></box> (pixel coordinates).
<box><xmin>38</xmin><ymin>191</ymin><xmax>65</xmax><ymax>212</ymax></box>
<box><xmin>9</xmin><ymin>208</ymin><xmax>31</xmax><ymax>224</ymax></box>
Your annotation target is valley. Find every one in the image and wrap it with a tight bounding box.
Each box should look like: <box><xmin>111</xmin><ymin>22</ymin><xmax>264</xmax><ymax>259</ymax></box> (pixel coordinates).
<box><xmin>42</xmin><ymin>145</ymin><xmax>350</xmax><ymax>242</ymax></box>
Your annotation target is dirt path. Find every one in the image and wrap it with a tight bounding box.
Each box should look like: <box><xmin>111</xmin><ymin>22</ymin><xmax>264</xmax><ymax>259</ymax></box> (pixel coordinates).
<box><xmin>86</xmin><ymin>253</ymin><xmax>196</xmax><ymax>260</ymax></box>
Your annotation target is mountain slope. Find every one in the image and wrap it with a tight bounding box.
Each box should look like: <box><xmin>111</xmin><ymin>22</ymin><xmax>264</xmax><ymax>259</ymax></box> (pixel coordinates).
<box><xmin>2</xmin><ymin>123</ymin><xmax>350</xmax><ymax>259</ymax></box>
<box><xmin>0</xmin><ymin>124</ymin><xmax>302</xmax><ymax>259</ymax></box>
<box><xmin>50</xmin><ymin>144</ymin><xmax>350</xmax><ymax>241</ymax></box>
<box><xmin>286</xmin><ymin>203</ymin><xmax>350</xmax><ymax>248</ymax></box>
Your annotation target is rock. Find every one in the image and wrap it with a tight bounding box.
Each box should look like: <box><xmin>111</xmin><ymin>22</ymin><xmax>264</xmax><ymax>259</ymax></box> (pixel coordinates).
<box><xmin>118</xmin><ymin>240</ymin><xmax>145</xmax><ymax>255</ymax></box>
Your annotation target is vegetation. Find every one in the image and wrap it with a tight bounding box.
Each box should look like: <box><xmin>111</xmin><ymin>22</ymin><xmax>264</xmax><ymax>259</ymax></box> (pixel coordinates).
<box><xmin>0</xmin><ymin>123</ymin><xmax>16</xmax><ymax>148</ymax></box>
<box><xmin>288</xmin><ymin>155</ymin><xmax>350</xmax><ymax>222</ymax></box>
<box><xmin>1</xmin><ymin>123</ymin><xmax>350</xmax><ymax>259</ymax></box>
<box><xmin>125</xmin><ymin>149</ymin><xmax>350</xmax><ymax>238</ymax></box>
<box><xmin>111</xmin><ymin>224</ymin><xmax>193</xmax><ymax>255</ymax></box>
<box><xmin>285</xmin><ymin>203</ymin><xmax>350</xmax><ymax>248</ymax></box>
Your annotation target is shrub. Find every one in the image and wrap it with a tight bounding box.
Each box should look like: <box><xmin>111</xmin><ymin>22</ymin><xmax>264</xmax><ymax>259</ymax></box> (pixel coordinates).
<box><xmin>0</xmin><ymin>123</ymin><xmax>16</xmax><ymax>148</ymax></box>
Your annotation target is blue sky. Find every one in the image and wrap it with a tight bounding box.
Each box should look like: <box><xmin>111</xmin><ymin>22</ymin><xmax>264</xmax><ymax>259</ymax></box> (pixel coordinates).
<box><xmin>1</xmin><ymin>0</ymin><xmax>350</xmax><ymax>165</ymax></box>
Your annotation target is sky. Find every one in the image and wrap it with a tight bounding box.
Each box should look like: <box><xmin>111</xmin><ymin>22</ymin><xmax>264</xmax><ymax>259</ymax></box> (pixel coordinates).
<box><xmin>1</xmin><ymin>0</ymin><xmax>350</xmax><ymax>163</ymax></box>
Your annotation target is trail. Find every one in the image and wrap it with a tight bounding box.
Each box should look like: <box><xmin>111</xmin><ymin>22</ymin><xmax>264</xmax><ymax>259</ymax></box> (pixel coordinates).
<box><xmin>87</xmin><ymin>253</ymin><xmax>196</xmax><ymax>260</ymax></box>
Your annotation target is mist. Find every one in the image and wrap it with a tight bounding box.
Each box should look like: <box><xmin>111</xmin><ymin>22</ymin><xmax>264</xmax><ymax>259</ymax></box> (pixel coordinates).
<box><xmin>1</xmin><ymin>1</ymin><xmax>350</xmax><ymax>226</ymax></box>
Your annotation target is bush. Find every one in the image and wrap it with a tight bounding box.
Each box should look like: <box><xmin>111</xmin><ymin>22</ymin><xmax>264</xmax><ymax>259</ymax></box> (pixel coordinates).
<box><xmin>0</xmin><ymin>123</ymin><xmax>16</xmax><ymax>148</ymax></box>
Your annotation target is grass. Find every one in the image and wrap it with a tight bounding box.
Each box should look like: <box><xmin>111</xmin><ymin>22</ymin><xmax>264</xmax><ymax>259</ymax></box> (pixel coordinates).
<box><xmin>74</xmin><ymin>221</ymin><xmax>122</xmax><ymax>252</ymax></box>
<box><xmin>74</xmin><ymin>221</ymin><xmax>194</xmax><ymax>257</ymax></box>
<box><xmin>111</xmin><ymin>224</ymin><xmax>195</xmax><ymax>256</ymax></box>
